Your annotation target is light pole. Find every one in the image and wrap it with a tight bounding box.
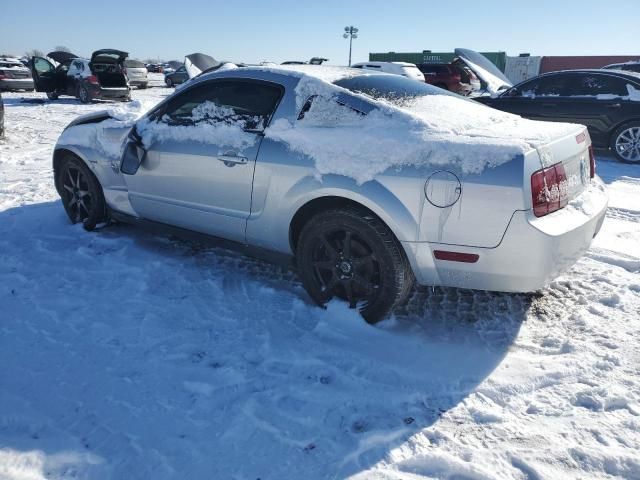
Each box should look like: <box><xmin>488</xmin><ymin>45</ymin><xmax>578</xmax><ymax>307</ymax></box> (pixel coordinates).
<box><xmin>343</xmin><ymin>26</ymin><xmax>359</xmax><ymax>66</ymax></box>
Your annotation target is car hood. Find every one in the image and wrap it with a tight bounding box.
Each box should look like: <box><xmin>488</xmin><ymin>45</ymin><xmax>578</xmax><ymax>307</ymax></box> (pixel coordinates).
<box><xmin>184</xmin><ymin>53</ymin><xmax>221</xmax><ymax>78</ymax></box>
<box><xmin>454</xmin><ymin>48</ymin><xmax>513</xmax><ymax>96</ymax></box>
<box><xmin>47</xmin><ymin>51</ymin><xmax>79</xmax><ymax>65</ymax></box>
<box><xmin>91</xmin><ymin>49</ymin><xmax>128</xmax><ymax>64</ymax></box>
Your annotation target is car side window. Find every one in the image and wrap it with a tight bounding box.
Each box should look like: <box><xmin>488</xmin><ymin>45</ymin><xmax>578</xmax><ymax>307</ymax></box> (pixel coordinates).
<box><xmin>160</xmin><ymin>80</ymin><xmax>283</xmax><ymax>130</ymax></box>
<box><xmin>34</xmin><ymin>57</ymin><xmax>54</xmax><ymax>75</ymax></box>
<box><xmin>565</xmin><ymin>74</ymin><xmax>628</xmax><ymax>97</ymax></box>
<box><xmin>512</xmin><ymin>75</ymin><xmax>569</xmax><ymax>98</ymax></box>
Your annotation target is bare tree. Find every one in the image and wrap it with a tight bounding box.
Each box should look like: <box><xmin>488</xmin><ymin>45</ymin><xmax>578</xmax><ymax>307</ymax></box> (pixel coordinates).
<box><xmin>54</xmin><ymin>46</ymin><xmax>71</xmax><ymax>53</ymax></box>
<box><xmin>24</xmin><ymin>49</ymin><xmax>44</xmax><ymax>58</ymax></box>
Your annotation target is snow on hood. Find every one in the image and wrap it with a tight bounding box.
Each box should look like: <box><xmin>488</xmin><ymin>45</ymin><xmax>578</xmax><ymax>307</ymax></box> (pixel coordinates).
<box><xmin>454</xmin><ymin>48</ymin><xmax>513</xmax><ymax>96</ymax></box>
<box><xmin>58</xmin><ymin>101</ymin><xmax>146</xmax><ymax>159</ymax></box>
<box><xmin>264</xmin><ymin>75</ymin><xmax>582</xmax><ymax>184</ymax></box>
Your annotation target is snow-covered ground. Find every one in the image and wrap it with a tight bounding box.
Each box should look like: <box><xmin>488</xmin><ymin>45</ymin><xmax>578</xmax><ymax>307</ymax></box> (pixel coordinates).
<box><xmin>1</xmin><ymin>78</ymin><xmax>639</xmax><ymax>480</ymax></box>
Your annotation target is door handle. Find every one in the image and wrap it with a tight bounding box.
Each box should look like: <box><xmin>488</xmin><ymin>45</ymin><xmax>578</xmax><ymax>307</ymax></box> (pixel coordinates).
<box><xmin>606</xmin><ymin>103</ymin><xmax>621</xmax><ymax>109</ymax></box>
<box><xmin>541</xmin><ymin>103</ymin><xmax>557</xmax><ymax>108</ymax></box>
<box><xmin>218</xmin><ymin>152</ymin><xmax>248</xmax><ymax>166</ymax></box>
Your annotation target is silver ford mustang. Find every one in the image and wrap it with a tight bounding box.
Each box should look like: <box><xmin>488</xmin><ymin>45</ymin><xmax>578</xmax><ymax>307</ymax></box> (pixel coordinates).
<box><xmin>52</xmin><ymin>66</ymin><xmax>608</xmax><ymax>322</ymax></box>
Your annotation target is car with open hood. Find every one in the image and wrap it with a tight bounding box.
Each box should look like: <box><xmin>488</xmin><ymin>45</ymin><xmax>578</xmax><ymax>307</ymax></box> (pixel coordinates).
<box><xmin>50</xmin><ymin>65</ymin><xmax>607</xmax><ymax>322</ymax></box>
<box><xmin>0</xmin><ymin>56</ymin><xmax>34</xmax><ymax>91</ymax></box>
<box><xmin>31</xmin><ymin>49</ymin><xmax>131</xmax><ymax>103</ymax></box>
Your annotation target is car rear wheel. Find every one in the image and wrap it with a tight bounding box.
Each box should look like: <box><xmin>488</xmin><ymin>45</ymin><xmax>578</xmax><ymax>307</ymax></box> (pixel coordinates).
<box><xmin>57</xmin><ymin>155</ymin><xmax>107</xmax><ymax>231</ymax></box>
<box><xmin>296</xmin><ymin>207</ymin><xmax>413</xmax><ymax>323</ymax></box>
<box><xmin>78</xmin><ymin>86</ymin><xmax>90</xmax><ymax>104</ymax></box>
<box><xmin>165</xmin><ymin>78</ymin><xmax>173</xmax><ymax>88</ymax></box>
<box><xmin>611</xmin><ymin>122</ymin><xmax>640</xmax><ymax>163</ymax></box>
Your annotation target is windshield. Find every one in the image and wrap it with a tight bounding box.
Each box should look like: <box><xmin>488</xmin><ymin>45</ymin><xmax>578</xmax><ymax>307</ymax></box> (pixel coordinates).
<box><xmin>334</xmin><ymin>74</ymin><xmax>456</xmax><ymax>105</ymax></box>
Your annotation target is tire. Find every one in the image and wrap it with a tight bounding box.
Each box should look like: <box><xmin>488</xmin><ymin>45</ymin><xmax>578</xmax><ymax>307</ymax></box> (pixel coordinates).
<box><xmin>296</xmin><ymin>207</ymin><xmax>414</xmax><ymax>323</ymax></box>
<box><xmin>165</xmin><ymin>78</ymin><xmax>173</xmax><ymax>88</ymax></box>
<box><xmin>57</xmin><ymin>155</ymin><xmax>107</xmax><ymax>231</ymax></box>
<box><xmin>611</xmin><ymin>122</ymin><xmax>640</xmax><ymax>163</ymax></box>
<box><xmin>46</xmin><ymin>91</ymin><xmax>59</xmax><ymax>100</ymax></box>
<box><xmin>78</xmin><ymin>85</ymin><xmax>90</xmax><ymax>104</ymax></box>
<box><xmin>138</xmin><ymin>84</ymin><xmax>148</xmax><ymax>90</ymax></box>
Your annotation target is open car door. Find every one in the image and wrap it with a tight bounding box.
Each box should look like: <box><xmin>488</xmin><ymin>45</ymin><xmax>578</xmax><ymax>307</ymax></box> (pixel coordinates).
<box><xmin>454</xmin><ymin>48</ymin><xmax>513</xmax><ymax>97</ymax></box>
<box><xmin>30</xmin><ymin>56</ymin><xmax>57</xmax><ymax>93</ymax></box>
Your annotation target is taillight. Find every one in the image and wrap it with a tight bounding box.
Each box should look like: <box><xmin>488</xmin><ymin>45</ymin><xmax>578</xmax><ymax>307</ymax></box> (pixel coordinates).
<box><xmin>87</xmin><ymin>75</ymin><xmax>99</xmax><ymax>85</ymax></box>
<box><xmin>531</xmin><ymin>162</ymin><xmax>569</xmax><ymax>217</ymax></box>
<box><xmin>588</xmin><ymin>145</ymin><xmax>595</xmax><ymax>178</ymax></box>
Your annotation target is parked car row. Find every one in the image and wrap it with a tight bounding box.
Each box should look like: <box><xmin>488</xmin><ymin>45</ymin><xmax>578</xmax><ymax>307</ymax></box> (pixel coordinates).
<box><xmin>31</xmin><ymin>50</ymin><xmax>132</xmax><ymax>103</ymax></box>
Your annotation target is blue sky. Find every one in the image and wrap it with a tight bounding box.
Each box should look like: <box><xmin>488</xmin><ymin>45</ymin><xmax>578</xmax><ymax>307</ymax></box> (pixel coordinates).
<box><xmin>3</xmin><ymin>0</ymin><xmax>638</xmax><ymax>63</ymax></box>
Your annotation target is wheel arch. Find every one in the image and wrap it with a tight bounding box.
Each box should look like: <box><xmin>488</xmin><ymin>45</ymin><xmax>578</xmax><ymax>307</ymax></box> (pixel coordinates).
<box><xmin>609</xmin><ymin>117</ymin><xmax>640</xmax><ymax>145</ymax></box>
<box><xmin>53</xmin><ymin>147</ymin><xmax>97</xmax><ymax>195</ymax></box>
<box><xmin>288</xmin><ymin>192</ymin><xmax>417</xmax><ymax>254</ymax></box>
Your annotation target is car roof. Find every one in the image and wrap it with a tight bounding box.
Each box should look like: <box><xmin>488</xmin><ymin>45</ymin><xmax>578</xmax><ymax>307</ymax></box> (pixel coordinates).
<box><xmin>534</xmin><ymin>69</ymin><xmax>640</xmax><ymax>82</ymax></box>
<box><xmin>198</xmin><ymin>64</ymin><xmax>370</xmax><ymax>84</ymax></box>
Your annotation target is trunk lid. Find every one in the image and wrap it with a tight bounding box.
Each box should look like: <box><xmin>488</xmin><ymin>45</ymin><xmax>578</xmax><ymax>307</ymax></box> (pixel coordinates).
<box><xmin>47</xmin><ymin>51</ymin><xmax>79</xmax><ymax>65</ymax></box>
<box><xmin>91</xmin><ymin>49</ymin><xmax>128</xmax><ymax>65</ymax></box>
<box><xmin>454</xmin><ymin>48</ymin><xmax>513</xmax><ymax>96</ymax></box>
<box><xmin>535</xmin><ymin>127</ymin><xmax>593</xmax><ymax>204</ymax></box>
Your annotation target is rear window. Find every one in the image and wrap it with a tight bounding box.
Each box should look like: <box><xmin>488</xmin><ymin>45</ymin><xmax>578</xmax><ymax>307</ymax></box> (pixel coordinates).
<box><xmin>124</xmin><ymin>60</ymin><xmax>145</xmax><ymax>68</ymax></box>
<box><xmin>334</xmin><ymin>74</ymin><xmax>452</xmax><ymax>104</ymax></box>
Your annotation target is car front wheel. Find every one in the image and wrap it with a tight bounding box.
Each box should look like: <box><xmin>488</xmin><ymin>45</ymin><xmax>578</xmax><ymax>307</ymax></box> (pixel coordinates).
<box><xmin>46</xmin><ymin>91</ymin><xmax>59</xmax><ymax>100</ymax></box>
<box><xmin>165</xmin><ymin>78</ymin><xmax>173</xmax><ymax>88</ymax></box>
<box><xmin>612</xmin><ymin>122</ymin><xmax>640</xmax><ymax>163</ymax></box>
<box><xmin>57</xmin><ymin>155</ymin><xmax>107</xmax><ymax>230</ymax></box>
<box><xmin>296</xmin><ymin>207</ymin><xmax>413</xmax><ymax>323</ymax></box>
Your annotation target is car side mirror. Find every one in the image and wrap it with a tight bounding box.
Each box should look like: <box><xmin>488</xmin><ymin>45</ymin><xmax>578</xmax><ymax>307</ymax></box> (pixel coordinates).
<box><xmin>120</xmin><ymin>126</ymin><xmax>147</xmax><ymax>175</ymax></box>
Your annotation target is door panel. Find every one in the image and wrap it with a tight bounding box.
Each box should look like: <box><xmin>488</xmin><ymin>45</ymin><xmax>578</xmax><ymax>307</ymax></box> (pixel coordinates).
<box><xmin>31</xmin><ymin>57</ymin><xmax>56</xmax><ymax>92</ymax></box>
<box><xmin>125</xmin><ymin>137</ymin><xmax>261</xmax><ymax>242</ymax></box>
<box><xmin>122</xmin><ymin>78</ymin><xmax>284</xmax><ymax>243</ymax></box>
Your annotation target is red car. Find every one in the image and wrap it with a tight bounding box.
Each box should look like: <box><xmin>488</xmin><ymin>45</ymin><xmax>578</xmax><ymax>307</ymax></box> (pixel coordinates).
<box><xmin>417</xmin><ymin>61</ymin><xmax>480</xmax><ymax>96</ymax></box>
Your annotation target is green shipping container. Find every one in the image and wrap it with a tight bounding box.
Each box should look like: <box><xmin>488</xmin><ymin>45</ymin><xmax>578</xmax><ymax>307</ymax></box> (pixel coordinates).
<box><xmin>369</xmin><ymin>51</ymin><xmax>507</xmax><ymax>72</ymax></box>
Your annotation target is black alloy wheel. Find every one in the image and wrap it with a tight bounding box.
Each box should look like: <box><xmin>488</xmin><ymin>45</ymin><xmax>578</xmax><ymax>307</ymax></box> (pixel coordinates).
<box><xmin>297</xmin><ymin>208</ymin><xmax>413</xmax><ymax>323</ymax></box>
<box><xmin>58</xmin><ymin>156</ymin><xmax>107</xmax><ymax>230</ymax></box>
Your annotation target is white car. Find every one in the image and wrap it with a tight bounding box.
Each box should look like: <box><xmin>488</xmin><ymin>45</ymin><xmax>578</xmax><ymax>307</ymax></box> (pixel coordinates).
<box><xmin>351</xmin><ymin>61</ymin><xmax>425</xmax><ymax>82</ymax></box>
<box><xmin>123</xmin><ymin>60</ymin><xmax>149</xmax><ymax>89</ymax></box>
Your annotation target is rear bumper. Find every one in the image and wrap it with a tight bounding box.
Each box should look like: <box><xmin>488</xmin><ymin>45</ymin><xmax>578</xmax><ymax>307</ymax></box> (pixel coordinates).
<box><xmin>0</xmin><ymin>78</ymin><xmax>34</xmax><ymax>90</ymax></box>
<box><xmin>404</xmin><ymin>178</ymin><xmax>608</xmax><ymax>292</ymax></box>
<box><xmin>128</xmin><ymin>79</ymin><xmax>148</xmax><ymax>87</ymax></box>
<box><xmin>89</xmin><ymin>86</ymin><xmax>130</xmax><ymax>100</ymax></box>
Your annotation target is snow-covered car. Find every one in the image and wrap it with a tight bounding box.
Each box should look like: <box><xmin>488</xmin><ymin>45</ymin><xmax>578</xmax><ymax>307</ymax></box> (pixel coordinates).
<box><xmin>0</xmin><ymin>56</ymin><xmax>34</xmax><ymax>91</ymax></box>
<box><xmin>31</xmin><ymin>50</ymin><xmax>131</xmax><ymax>103</ymax></box>
<box><xmin>123</xmin><ymin>59</ymin><xmax>149</xmax><ymax>89</ymax></box>
<box><xmin>51</xmin><ymin>66</ymin><xmax>608</xmax><ymax>322</ymax></box>
<box><xmin>351</xmin><ymin>61</ymin><xmax>425</xmax><ymax>82</ymax></box>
